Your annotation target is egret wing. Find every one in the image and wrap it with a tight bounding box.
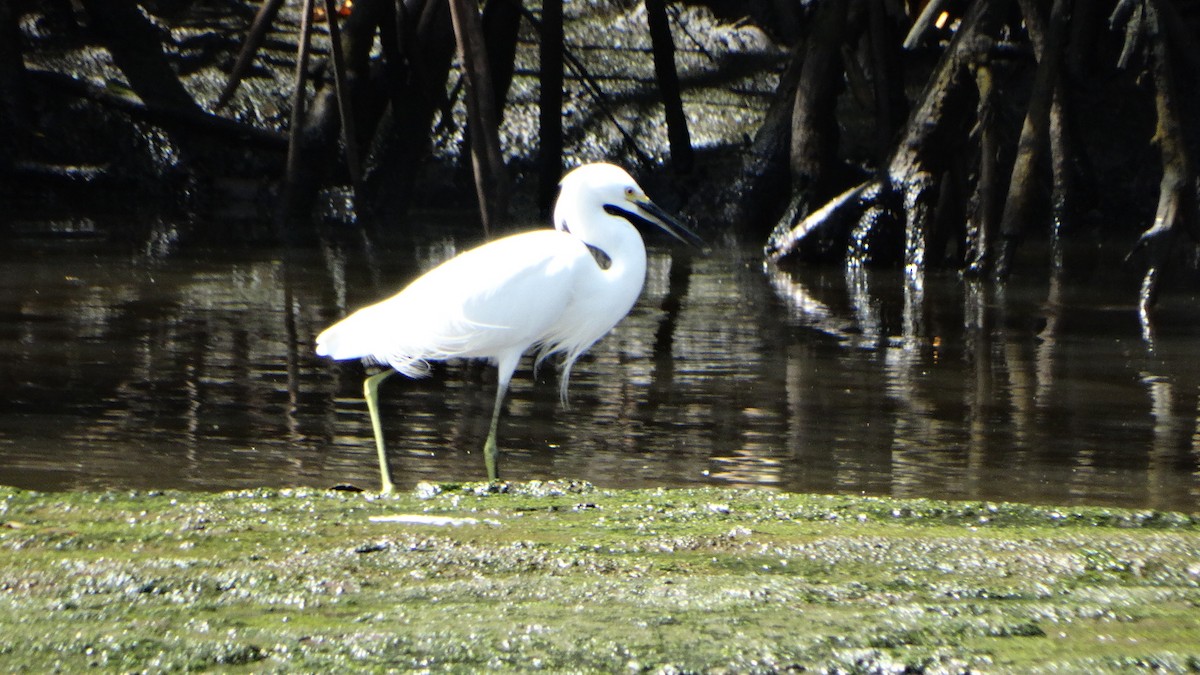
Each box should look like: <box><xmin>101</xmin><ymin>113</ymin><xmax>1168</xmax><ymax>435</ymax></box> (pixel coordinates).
<box><xmin>316</xmin><ymin>230</ymin><xmax>589</xmax><ymax>377</ymax></box>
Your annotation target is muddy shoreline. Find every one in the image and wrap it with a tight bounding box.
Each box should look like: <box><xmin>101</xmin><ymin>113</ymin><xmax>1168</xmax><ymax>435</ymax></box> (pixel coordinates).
<box><xmin>2</xmin><ymin>482</ymin><xmax>1198</xmax><ymax>671</ymax></box>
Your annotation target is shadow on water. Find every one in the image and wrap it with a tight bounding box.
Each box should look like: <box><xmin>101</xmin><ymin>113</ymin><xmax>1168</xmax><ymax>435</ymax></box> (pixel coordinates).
<box><xmin>1</xmin><ymin>214</ymin><xmax>1198</xmax><ymax>511</ymax></box>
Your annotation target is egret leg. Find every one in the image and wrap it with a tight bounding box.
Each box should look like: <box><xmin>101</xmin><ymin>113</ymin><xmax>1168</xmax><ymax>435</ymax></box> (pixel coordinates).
<box><xmin>363</xmin><ymin>370</ymin><xmax>396</xmax><ymax>494</ymax></box>
<box><xmin>484</xmin><ymin>355</ymin><xmax>519</xmax><ymax>482</ymax></box>
<box><xmin>483</xmin><ymin>380</ymin><xmax>509</xmax><ymax>481</ymax></box>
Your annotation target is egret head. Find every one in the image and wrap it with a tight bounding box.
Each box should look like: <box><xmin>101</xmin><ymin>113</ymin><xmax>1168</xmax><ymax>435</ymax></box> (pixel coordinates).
<box><xmin>554</xmin><ymin>163</ymin><xmax>704</xmax><ymax>249</ymax></box>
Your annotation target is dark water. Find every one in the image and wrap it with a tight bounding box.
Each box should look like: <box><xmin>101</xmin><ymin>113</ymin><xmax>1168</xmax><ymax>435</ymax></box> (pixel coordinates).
<box><xmin>2</xmin><ymin>217</ymin><xmax>1198</xmax><ymax>512</ymax></box>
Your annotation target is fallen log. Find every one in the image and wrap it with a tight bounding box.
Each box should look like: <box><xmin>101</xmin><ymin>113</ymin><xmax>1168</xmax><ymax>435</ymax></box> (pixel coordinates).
<box><xmin>769</xmin><ymin>0</ymin><xmax>1007</xmax><ymax>267</ymax></box>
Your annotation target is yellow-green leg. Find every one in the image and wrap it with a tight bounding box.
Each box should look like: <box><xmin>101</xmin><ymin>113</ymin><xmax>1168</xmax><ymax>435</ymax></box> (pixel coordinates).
<box><xmin>484</xmin><ymin>355</ymin><xmax>519</xmax><ymax>482</ymax></box>
<box><xmin>483</xmin><ymin>381</ymin><xmax>508</xmax><ymax>482</ymax></box>
<box><xmin>363</xmin><ymin>370</ymin><xmax>396</xmax><ymax>494</ymax></box>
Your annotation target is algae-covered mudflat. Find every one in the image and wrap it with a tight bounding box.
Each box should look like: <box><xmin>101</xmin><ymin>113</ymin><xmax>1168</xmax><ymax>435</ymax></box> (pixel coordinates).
<box><xmin>1</xmin><ymin>482</ymin><xmax>1198</xmax><ymax>672</ymax></box>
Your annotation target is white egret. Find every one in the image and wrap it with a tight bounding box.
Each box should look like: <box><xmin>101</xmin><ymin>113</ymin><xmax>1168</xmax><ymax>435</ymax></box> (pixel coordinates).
<box><xmin>316</xmin><ymin>163</ymin><xmax>701</xmax><ymax>491</ymax></box>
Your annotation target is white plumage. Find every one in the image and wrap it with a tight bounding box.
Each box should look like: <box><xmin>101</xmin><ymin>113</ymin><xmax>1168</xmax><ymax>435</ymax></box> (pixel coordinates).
<box><xmin>316</xmin><ymin>163</ymin><xmax>700</xmax><ymax>490</ymax></box>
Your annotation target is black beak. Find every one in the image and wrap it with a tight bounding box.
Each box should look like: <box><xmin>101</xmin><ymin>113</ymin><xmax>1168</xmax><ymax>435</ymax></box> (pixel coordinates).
<box><xmin>605</xmin><ymin>199</ymin><xmax>706</xmax><ymax>251</ymax></box>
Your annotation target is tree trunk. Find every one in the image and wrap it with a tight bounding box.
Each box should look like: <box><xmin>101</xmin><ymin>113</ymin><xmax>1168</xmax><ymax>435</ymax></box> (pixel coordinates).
<box><xmin>993</xmin><ymin>0</ymin><xmax>1070</xmax><ymax>278</ymax></box>
<box><xmin>1130</xmin><ymin>0</ymin><xmax>1199</xmax><ymax>319</ymax></box>
<box><xmin>217</xmin><ymin>0</ymin><xmax>288</xmax><ymax>107</ymax></box>
<box><xmin>789</xmin><ymin>0</ymin><xmax>846</xmax><ymax>202</ymax></box>
<box><xmin>866</xmin><ymin>0</ymin><xmax>907</xmax><ymax>166</ymax></box>
<box><xmin>760</xmin><ymin>0</ymin><xmax>850</xmax><ymax>253</ymax></box>
<box><xmin>538</xmin><ymin>0</ymin><xmax>564</xmax><ymax>214</ymax></box>
<box><xmin>645</xmin><ymin>0</ymin><xmax>693</xmax><ymax>171</ymax></box>
<box><xmin>964</xmin><ymin>61</ymin><xmax>1000</xmax><ymax>275</ymax></box>
<box><xmin>728</xmin><ymin>41</ymin><xmax>806</xmax><ymax>237</ymax></box>
<box><xmin>770</xmin><ymin>0</ymin><xmax>1007</xmax><ymax>266</ymax></box>
<box><xmin>0</xmin><ymin>0</ymin><xmax>30</xmax><ymax>170</ymax></box>
<box><xmin>281</xmin><ymin>0</ymin><xmax>319</xmax><ymax>229</ymax></box>
<box><xmin>903</xmin><ymin>0</ymin><xmax>951</xmax><ymax>49</ymax></box>
<box><xmin>483</xmin><ymin>0</ymin><xmax>522</xmax><ymax>114</ymax></box>
<box><xmin>449</xmin><ymin>0</ymin><xmax>510</xmax><ymax>234</ymax></box>
<box><xmin>280</xmin><ymin>0</ymin><xmax>394</xmax><ymax>227</ymax></box>
<box><xmin>322</xmin><ymin>0</ymin><xmax>362</xmax><ymax>189</ymax></box>
<box><xmin>77</xmin><ymin>0</ymin><xmax>204</xmax><ymax>175</ymax></box>
<box><xmin>79</xmin><ymin>0</ymin><xmax>201</xmax><ymax>113</ymax></box>
<box><xmin>360</xmin><ymin>0</ymin><xmax>456</xmax><ymax>222</ymax></box>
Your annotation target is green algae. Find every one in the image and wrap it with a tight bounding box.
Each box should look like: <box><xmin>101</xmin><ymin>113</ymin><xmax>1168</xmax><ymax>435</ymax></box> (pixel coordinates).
<box><xmin>1</xmin><ymin>483</ymin><xmax>1198</xmax><ymax>672</ymax></box>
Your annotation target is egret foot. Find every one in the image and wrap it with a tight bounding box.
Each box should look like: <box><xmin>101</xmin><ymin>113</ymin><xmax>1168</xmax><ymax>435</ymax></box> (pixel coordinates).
<box><xmin>483</xmin><ymin>431</ymin><xmax>500</xmax><ymax>483</ymax></box>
